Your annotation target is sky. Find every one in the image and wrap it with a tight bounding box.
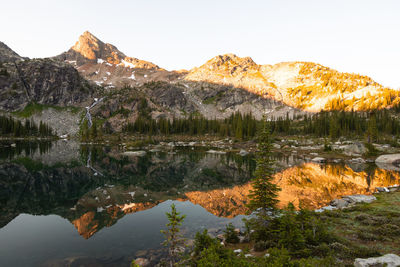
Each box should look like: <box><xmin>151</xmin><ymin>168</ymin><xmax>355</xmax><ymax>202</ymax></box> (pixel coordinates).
<box><xmin>1</xmin><ymin>0</ymin><xmax>400</xmax><ymax>88</ymax></box>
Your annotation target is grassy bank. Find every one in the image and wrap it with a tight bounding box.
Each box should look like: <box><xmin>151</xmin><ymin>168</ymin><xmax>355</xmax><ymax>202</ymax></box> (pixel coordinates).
<box><xmin>169</xmin><ymin>192</ymin><xmax>400</xmax><ymax>267</ymax></box>
<box><xmin>324</xmin><ymin>191</ymin><xmax>400</xmax><ymax>262</ymax></box>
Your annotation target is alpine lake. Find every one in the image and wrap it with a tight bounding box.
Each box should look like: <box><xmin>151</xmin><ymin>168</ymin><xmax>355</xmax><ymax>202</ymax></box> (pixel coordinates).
<box><xmin>1</xmin><ymin>140</ymin><xmax>399</xmax><ymax>266</ymax></box>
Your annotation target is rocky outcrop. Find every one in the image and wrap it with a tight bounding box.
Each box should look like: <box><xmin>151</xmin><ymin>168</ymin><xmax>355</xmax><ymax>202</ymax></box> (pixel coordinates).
<box><xmin>317</xmin><ymin>195</ymin><xmax>377</xmax><ymax>212</ymax></box>
<box><xmin>375</xmin><ymin>154</ymin><xmax>400</xmax><ymax>165</ymax></box>
<box><xmin>0</xmin><ymin>56</ymin><xmax>95</xmax><ymax>111</ymax></box>
<box><xmin>354</xmin><ymin>254</ymin><xmax>400</xmax><ymax>267</ymax></box>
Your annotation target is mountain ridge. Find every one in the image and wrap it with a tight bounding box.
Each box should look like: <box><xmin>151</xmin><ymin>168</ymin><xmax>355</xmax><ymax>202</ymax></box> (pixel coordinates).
<box><xmin>57</xmin><ymin>31</ymin><xmax>400</xmax><ymax>112</ymax></box>
<box><xmin>186</xmin><ymin>54</ymin><xmax>400</xmax><ymax>111</ymax></box>
<box><xmin>1</xmin><ymin>31</ymin><xmax>400</xmax><ymax>136</ymax></box>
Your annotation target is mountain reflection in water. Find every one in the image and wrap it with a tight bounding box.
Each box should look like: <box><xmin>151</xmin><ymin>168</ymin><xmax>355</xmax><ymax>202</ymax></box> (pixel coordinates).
<box><xmin>0</xmin><ymin>141</ymin><xmax>399</xmax><ymax>266</ymax></box>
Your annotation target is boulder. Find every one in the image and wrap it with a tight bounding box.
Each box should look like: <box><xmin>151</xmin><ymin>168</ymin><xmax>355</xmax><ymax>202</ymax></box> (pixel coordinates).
<box><xmin>273</xmin><ymin>144</ymin><xmax>281</xmax><ymax>149</ymax></box>
<box><xmin>134</xmin><ymin>257</ymin><xmax>150</xmax><ymax>267</ymax></box>
<box><xmin>311</xmin><ymin>157</ymin><xmax>326</xmax><ymax>163</ymax></box>
<box><xmin>354</xmin><ymin>254</ymin><xmax>400</xmax><ymax>267</ymax></box>
<box><xmin>350</xmin><ymin>157</ymin><xmax>366</xmax><ymax>163</ymax></box>
<box><xmin>216</xmin><ymin>234</ymin><xmax>225</xmax><ymax>241</ymax></box>
<box><xmin>388</xmin><ymin>185</ymin><xmax>400</xmax><ymax>192</ymax></box>
<box><xmin>342</xmin><ymin>194</ymin><xmax>376</xmax><ymax>204</ymax></box>
<box><xmin>376</xmin><ymin>187</ymin><xmax>389</xmax><ymax>193</ymax></box>
<box><xmin>342</xmin><ymin>142</ymin><xmax>366</xmax><ymax>156</ymax></box>
<box><xmin>376</xmin><ymin>154</ymin><xmax>400</xmax><ymax>165</ymax></box>
<box><xmin>315</xmin><ymin>205</ymin><xmax>337</xmax><ymax>213</ymax></box>
<box><xmin>330</xmin><ymin>198</ymin><xmax>349</xmax><ymax>209</ymax></box>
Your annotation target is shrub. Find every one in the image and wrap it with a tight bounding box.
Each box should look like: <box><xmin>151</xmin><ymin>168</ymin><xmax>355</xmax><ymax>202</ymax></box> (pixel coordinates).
<box><xmin>254</xmin><ymin>240</ymin><xmax>268</xmax><ymax>252</ymax></box>
<box><xmin>193</xmin><ymin>230</ymin><xmax>219</xmax><ymax>256</ymax></box>
<box><xmin>223</xmin><ymin>223</ymin><xmax>239</xmax><ymax>244</ymax></box>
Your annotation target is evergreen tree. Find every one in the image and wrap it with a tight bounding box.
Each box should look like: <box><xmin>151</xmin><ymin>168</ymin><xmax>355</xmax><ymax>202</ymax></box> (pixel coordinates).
<box><xmin>247</xmin><ymin>117</ymin><xmax>281</xmax><ymax>216</ymax></box>
<box><xmin>366</xmin><ymin>113</ymin><xmax>378</xmax><ymax>143</ymax></box>
<box><xmin>161</xmin><ymin>204</ymin><xmax>186</xmax><ymax>266</ymax></box>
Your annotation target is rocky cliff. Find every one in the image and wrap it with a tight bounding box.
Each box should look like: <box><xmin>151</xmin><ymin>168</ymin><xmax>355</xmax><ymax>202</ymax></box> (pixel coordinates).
<box><xmin>0</xmin><ymin>48</ymin><xmax>96</xmax><ymax>111</ymax></box>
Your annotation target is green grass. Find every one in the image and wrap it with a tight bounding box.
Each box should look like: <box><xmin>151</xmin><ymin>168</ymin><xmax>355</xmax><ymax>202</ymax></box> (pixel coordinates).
<box><xmin>13</xmin><ymin>102</ymin><xmax>82</xmax><ymax>118</ymax></box>
<box><xmin>321</xmin><ymin>192</ymin><xmax>400</xmax><ymax>263</ymax></box>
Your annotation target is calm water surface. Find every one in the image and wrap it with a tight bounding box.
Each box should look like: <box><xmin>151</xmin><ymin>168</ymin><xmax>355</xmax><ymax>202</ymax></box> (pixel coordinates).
<box><xmin>0</xmin><ymin>140</ymin><xmax>399</xmax><ymax>266</ymax></box>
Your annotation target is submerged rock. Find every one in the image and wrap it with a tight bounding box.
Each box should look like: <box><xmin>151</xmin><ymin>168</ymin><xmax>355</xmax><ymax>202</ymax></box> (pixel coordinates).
<box><xmin>354</xmin><ymin>254</ymin><xmax>400</xmax><ymax>267</ymax></box>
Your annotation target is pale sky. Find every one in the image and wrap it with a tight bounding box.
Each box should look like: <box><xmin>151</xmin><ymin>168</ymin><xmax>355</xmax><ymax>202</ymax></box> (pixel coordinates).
<box><xmin>1</xmin><ymin>0</ymin><xmax>400</xmax><ymax>88</ymax></box>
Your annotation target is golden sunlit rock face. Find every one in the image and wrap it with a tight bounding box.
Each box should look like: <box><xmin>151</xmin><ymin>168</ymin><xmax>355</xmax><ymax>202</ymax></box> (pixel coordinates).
<box><xmin>274</xmin><ymin>163</ymin><xmax>400</xmax><ymax>209</ymax></box>
<box><xmin>72</xmin><ymin>202</ymin><xmax>159</xmax><ymax>239</ymax></box>
<box><xmin>70</xmin><ymin>31</ymin><xmax>159</xmax><ymax>69</ymax></box>
<box><xmin>185</xmin><ymin>54</ymin><xmax>400</xmax><ymax>112</ymax></box>
<box><xmin>69</xmin><ymin>163</ymin><xmax>400</xmax><ymax>238</ymax></box>
<box><xmin>71</xmin><ymin>31</ymin><xmax>101</xmax><ymax>60</ymax></box>
<box><xmin>185</xmin><ymin>163</ymin><xmax>400</xmax><ymax>217</ymax></box>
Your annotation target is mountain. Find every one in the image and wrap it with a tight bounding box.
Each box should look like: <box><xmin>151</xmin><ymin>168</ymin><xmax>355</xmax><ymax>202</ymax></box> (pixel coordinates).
<box><xmin>0</xmin><ymin>42</ymin><xmax>96</xmax><ymax>111</ymax></box>
<box><xmin>53</xmin><ymin>32</ymin><xmax>302</xmax><ymax>126</ymax></box>
<box><xmin>55</xmin><ymin>31</ymin><xmax>181</xmax><ymax>89</ymax></box>
<box><xmin>1</xmin><ymin>31</ymin><xmax>399</xmax><ymax>135</ymax></box>
<box><xmin>186</xmin><ymin>54</ymin><xmax>400</xmax><ymax>112</ymax></box>
<box><xmin>58</xmin><ymin>32</ymin><xmax>399</xmax><ymax>115</ymax></box>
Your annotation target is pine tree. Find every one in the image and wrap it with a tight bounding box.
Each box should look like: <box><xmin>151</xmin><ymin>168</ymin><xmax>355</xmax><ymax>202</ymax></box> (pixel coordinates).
<box><xmin>366</xmin><ymin>113</ymin><xmax>378</xmax><ymax>143</ymax></box>
<box><xmin>247</xmin><ymin>117</ymin><xmax>281</xmax><ymax>217</ymax></box>
<box><xmin>161</xmin><ymin>204</ymin><xmax>186</xmax><ymax>266</ymax></box>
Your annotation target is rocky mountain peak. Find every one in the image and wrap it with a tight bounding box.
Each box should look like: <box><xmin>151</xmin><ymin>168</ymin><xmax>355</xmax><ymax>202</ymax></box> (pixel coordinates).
<box><xmin>203</xmin><ymin>53</ymin><xmax>258</xmax><ymax>73</ymax></box>
<box><xmin>71</xmin><ymin>31</ymin><xmax>124</xmax><ymax>63</ymax></box>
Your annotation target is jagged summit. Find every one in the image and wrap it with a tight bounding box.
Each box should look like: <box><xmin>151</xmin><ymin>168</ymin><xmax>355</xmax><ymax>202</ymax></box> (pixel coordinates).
<box><xmin>52</xmin><ymin>31</ymin><xmax>169</xmax><ymax>89</ymax></box>
<box><xmin>56</xmin><ymin>31</ymin><xmax>159</xmax><ymax>69</ymax></box>
<box><xmin>71</xmin><ymin>31</ymin><xmax>124</xmax><ymax>63</ymax></box>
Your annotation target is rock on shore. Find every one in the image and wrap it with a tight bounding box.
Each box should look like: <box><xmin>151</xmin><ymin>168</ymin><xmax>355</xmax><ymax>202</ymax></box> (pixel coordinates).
<box><xmin>375</xmin><ymin>154</ymin><xmax>400</xmax><ymax>165</ymax></box>
<box><xmin>354</xmin><ymin>253</ymin><xmax>400</xmax><ymax>267</ymax></box>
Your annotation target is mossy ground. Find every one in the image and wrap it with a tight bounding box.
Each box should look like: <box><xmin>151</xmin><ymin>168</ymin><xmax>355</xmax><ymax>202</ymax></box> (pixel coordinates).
<box><xmin>321</xmin><ymin>192</ymin><xmax>400</xmax><ymax>264</ymax></box>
